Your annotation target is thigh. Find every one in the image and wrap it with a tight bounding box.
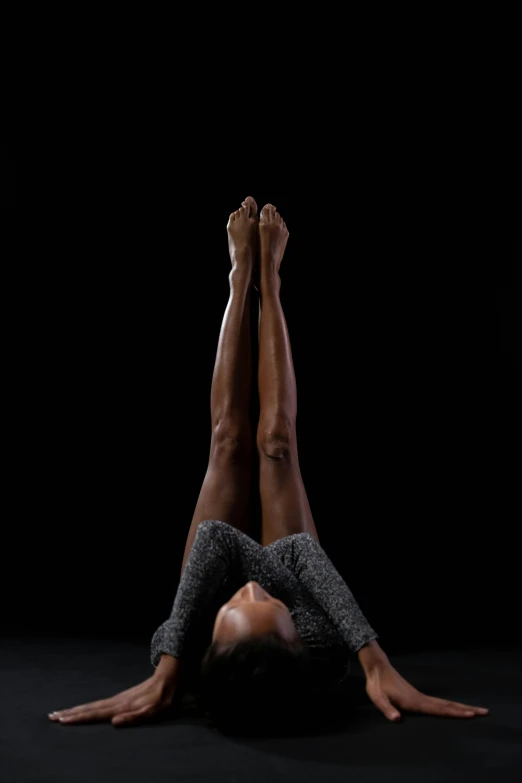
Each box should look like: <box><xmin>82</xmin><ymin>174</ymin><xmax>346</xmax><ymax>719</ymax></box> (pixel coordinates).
<box><xmin>179</xmin><ymin>436</ymin><xmax>253</xmax><ymax>578</ymax></box>
<box><xmin>258</xmin><ymin>439</ymin><xmax>320</xmax><ymax>547</ymax></box>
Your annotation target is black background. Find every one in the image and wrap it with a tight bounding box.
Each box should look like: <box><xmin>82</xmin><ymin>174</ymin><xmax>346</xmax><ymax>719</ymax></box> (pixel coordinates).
<box><xmin>4</xmin><ymin>134</ymin><xmax>518</xmax><ymax>660</ymax></box>
<box><xmin>1</xmin><ymin>144</ymin><xmax>16</xmax><ymax>208</ymax></box>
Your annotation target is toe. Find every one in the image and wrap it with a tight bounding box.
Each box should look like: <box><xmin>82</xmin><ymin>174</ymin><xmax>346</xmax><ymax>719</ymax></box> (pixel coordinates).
<box><xmin>242</xmin><ymin>196</ymin><xmax>258</xmax><ymax>217</ymax></box>
<box><xmin>260</xmin><ymin>204</ymin><xmax>276</xmax><ymax>222</ymax></box>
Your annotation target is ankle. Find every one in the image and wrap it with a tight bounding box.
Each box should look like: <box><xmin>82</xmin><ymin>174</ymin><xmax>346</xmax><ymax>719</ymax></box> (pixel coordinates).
<box><xmin>260</xmin><ymin>267</ymin><xmax>281</xmax><ymax>293</ymax></box>
<box><xmin>229</xmin><ymin>266</ymin><xmax>252</xmax><ymax>289</ymax></box>
<box><xmin>230</xmin><ymin>247</ymin><xmax>254</xmax><ymax>266</ymax></box>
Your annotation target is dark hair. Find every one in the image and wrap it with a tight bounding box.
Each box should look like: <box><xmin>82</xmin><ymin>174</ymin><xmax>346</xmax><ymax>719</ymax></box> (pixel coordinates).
<box><xmin>195</xmin><ymin>632</ymin><xmax>316</xmax><ymax>736</ymax></box>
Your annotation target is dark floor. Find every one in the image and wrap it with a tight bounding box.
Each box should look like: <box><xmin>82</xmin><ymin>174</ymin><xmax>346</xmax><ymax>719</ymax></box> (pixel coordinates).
<box><xmin>1</xmin><ymin>638</ymin><xmax>520</xmax><ymax>783</ymax></box>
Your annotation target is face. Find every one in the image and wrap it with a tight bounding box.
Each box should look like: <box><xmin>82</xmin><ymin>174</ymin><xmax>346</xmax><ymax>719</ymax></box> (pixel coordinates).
<box><xmin>212</xmin><ymin>580</ymin><xmax>298</xmax><ymax>644</ymax></box>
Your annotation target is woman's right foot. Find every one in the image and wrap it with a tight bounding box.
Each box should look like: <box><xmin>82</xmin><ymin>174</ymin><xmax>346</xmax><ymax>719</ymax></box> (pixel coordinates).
<box><xmin>259</xmin><ymin>204</ymin><xmax>289</xmax><ymax>279</ymax></box>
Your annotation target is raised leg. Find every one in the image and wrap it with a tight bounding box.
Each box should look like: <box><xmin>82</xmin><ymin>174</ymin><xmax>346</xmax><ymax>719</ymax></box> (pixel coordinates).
<box><xmin>256</xmin><ymin>204</ymin><xmax>320</xmax><ymax>547</ymax></box>
<box><xmin>179</xmin><ymin>197</ymin><xmax>258</xmax><ymax>577</ymax></box>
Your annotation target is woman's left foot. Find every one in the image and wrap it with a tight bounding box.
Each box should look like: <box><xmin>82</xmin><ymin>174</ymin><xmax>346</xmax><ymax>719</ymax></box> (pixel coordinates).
<box><xmin>227</xmin><ymin>196</ymin><xmax>258</xmax><ymax>276</ymax></box>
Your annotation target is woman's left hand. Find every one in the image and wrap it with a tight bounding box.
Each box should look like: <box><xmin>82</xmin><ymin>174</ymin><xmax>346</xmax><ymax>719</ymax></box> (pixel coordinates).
<box><xmin>364</xmin><ymin>657</ymin><xmax>489</xmax><ymax>722</ymax></box>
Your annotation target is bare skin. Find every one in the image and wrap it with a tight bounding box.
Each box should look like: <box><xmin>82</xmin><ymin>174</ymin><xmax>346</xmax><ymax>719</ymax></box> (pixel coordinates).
<box><xmin>48</xmin><ymin>198</ymin><xmax>489</xmax><ymax>727</ymax></box>
<box><xmin>212</xmin><ymin>580</ymin><xmax>297</xmax><ymax>644</ymax></box>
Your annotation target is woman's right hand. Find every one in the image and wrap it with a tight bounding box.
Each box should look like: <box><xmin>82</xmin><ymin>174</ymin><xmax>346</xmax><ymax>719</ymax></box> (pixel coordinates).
<box><xmin>48</xmin><ymin>664</ymin><xmax>181</xmax><ymax>727</ymax></box>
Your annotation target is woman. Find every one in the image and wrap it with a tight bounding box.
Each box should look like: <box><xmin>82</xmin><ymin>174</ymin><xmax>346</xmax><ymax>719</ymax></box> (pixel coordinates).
<box><xmin>48</xmin><ymin>197</ymin><xmax>489</xmax><ymax>730</ymax></box>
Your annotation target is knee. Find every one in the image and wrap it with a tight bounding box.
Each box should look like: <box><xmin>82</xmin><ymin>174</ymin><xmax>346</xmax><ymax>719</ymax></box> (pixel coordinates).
<box><xmin>211</xmin><ymin>419</ymin><xmax>252</xmax><ymax>464</ymax></box>
<box><xmin>257</xmin><ymin>419</ymin><xmax>293</xmax><ymax>460</ymax></box>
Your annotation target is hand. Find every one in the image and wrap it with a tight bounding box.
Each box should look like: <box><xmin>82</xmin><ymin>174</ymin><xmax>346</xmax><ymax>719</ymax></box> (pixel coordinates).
<box><xmin>48</xmin><ymin>670</ymin><xmax>179</xmax><ymax>727</ymax></box>
<box><xmin>359</xmin><ymin>642</ymin><xmax>489</xmax><ymax>722</ymax></box>
<box><xmin>365</xmin><ymin>660</ymin><xmax>490</xmax><ymax>722</ymax></box>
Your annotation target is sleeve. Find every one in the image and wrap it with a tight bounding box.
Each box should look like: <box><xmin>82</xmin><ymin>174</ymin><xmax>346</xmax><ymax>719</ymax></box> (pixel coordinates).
<box><xmin>150</xmin><ymin>519</ymin><xmax>239</xmax><ymax>668</ymax></box>
<box><xmin>289</xmin><ymin>533</ymin><xmax>379</xmax><ymax>654</ymax></box>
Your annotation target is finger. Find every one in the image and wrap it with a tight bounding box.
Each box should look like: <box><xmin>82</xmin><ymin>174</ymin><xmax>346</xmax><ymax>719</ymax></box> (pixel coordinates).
<box><xmin>419</xmin><ymin>699</ymin><xmax>482</xmax><ymax>718</ymax></box>
<box><xmin>422</xmin><ymin>697</ymin><xmax>488</xmax><ymax>716</ymax></box>
<box><xmin>445</xmin><ymin>700</ymin><xmax>489</xmax><ymax>714</ymax></box>
<box><xmin>50</xmin><ymin>697</ymin><xmax>118</xmax><ymax>718</ymax></box>
<box><xmin>371</xmin><ymin>693</ymin><xmax>401</xmax><ymax>722</ymax></box>
<box><xmin>58</xmin><ymin>694</ymin><xmax>154</xmax><ymax>724</ymax></box>
<box><xmin>112</xmin><ymin>706</ymin><xmax>152</xmax><ymax>727</ymax></box>
<box><xmin>57</xmin><ymin>705</ymin><xmax>116</xmax><ymax>724</ymax></box>
<box><xmin>440</xmin><ymin>706</ymin><xmax>480</xmax><ymax>718</ymax></box>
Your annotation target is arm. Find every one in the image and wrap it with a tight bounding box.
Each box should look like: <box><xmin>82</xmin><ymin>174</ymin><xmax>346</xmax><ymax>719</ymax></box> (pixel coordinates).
<box><xmin>289</xmin><ymin>533</ymin><xmax>379</xmax><ymax>653</ymax></box>
<box><xmin>290</xmin><ymin>536</ymin><xmax>491</xmax><ymax>724</ymax></box>
<box><xmin>150</xmin><ymin>520</ymin><xmax>234</xmax><ymax>667</ymax></box>
<box><xmin>357</xmin><ymin>637</ymin><xmax>489</xmax><ymax>722</ymax></box>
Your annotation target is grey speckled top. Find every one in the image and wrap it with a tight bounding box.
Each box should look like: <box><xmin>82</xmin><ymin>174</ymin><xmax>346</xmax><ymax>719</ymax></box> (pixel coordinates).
<box><xmin>151</xmin><ymin>520</ymin><xmax>378</xmax><ymax>688</ymax></box>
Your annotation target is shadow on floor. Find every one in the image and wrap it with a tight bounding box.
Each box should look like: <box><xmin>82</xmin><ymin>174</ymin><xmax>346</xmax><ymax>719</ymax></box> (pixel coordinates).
<box><xmin>1</xmin><ymin>638</ymin><xmax>520</xmax><ymax>782</ymax></box>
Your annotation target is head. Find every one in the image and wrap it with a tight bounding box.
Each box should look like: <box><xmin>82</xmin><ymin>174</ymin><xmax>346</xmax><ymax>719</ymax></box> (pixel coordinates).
<box><xmin>212</xmin><ymin>580</ymin><xmax>298</xmax><ymax>645</ymax></box>
<box><xmin>196</xmin><ymin>581</ymin><xmax>313</xmax><ymax>736</ymax></box>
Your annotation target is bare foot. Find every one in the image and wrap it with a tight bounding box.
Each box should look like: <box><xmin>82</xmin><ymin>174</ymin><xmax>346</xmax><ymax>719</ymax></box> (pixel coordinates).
<box><xmin>259</xmin><ymin>204</ymin><xmax>289</xmax><ymax>278</ymax></box>
<box><xmin>227</xmin><ymin>196</ymin><xmax>258</xmax><ymax>274</ymax></box>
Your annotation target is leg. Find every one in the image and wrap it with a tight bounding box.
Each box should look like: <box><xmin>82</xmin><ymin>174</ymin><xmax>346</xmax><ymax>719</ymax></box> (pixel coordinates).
<box><xmin>179</xmin><ymin>197</ymin><xmax>258</xmax><ymax>578</ymax></box>
<box><xmin>256</xmin><ymin>204</ymin><xmax>321</xmax><ymax>547</ymax></box>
